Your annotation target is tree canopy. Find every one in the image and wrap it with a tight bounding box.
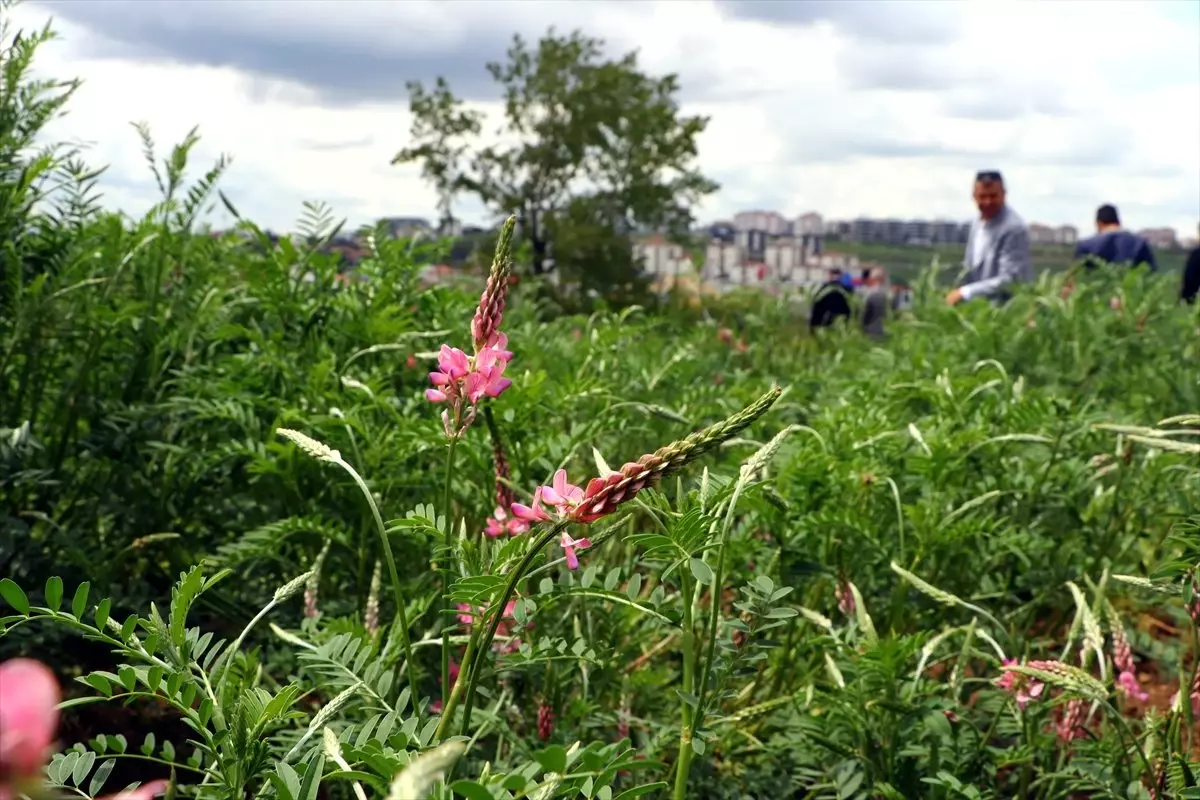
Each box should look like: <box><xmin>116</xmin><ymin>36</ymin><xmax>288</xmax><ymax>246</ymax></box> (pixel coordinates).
<box><xmin>392</xmin><ymin>28</ymin><xmax>718</xmax><ymax>289</ymax></box>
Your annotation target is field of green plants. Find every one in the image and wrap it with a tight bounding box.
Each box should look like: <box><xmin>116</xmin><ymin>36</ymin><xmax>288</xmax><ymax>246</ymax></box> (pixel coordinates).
<box><xmin>4</xmin><ymin>15</ymin><xmax>1200</xmax><ymax>800</ymax></box>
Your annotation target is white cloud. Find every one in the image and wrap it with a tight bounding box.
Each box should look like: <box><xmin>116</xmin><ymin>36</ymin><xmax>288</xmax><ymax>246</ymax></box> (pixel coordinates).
<box><xmin>11</xmin><ymin>0</ymin><xmax>1199</xmax><ymax>237</ymax></box>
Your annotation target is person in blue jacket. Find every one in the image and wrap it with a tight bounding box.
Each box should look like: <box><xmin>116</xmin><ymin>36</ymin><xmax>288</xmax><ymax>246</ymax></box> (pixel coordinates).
<box><xmin>1074</xmin><ymin>204</ymin><xmax>1157</xmax><ymax>271</ymax></box>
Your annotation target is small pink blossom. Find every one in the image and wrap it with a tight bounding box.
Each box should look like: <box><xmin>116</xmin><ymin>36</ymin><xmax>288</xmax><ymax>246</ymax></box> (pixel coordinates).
<box><xmin>1116</xmin><ymin>670</ymin><xmax>1148</xmax><ymax>702</ymax></box>
<box><xmin>560</xmin><ymin>532</ymin><xmax>592</xmax><ymax>570</ymax></box>
<box><xmin>484</xmin><ymin>506</ymin><xmax>528</xmax><ymax>537</ymax></box>
<box><xmin>835</xmin><ymin>580</ymin><xmax>855</xmax><ymax>617</ymax></box>
<box><xmin>995</xmin><ymin>659</ymin><xmax>1045</xmax><ymax>709</ymax></box>
<box><xmin>541</xmin><ymin>469</ymin><xmax>585</xmax><ymax>510</ymax></box>
<box><xmin>426</xmin><ymin>333</ymin><xmax>514</xmax><ymax>437</ymax></box>
<box><xmin>512</xmin><ymin>487</ymin><xmax>552</xmax><ymax>524</ymax></box>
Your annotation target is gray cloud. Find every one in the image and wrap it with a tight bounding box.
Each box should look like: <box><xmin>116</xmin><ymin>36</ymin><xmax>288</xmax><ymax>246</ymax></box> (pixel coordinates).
<box><xmin>35</xmin><ymin>0</ymin><xmax>730</xmax><ymax>106</ymax></box>
<box><xmin>40</xmin><ymin>0</ymin><xmax>508</xmax><ymax>104</ymax></box>
<box><xmin>715</xmin><ymin>0</ymin><xmax>964</xmax><ymax>45</ymax></box>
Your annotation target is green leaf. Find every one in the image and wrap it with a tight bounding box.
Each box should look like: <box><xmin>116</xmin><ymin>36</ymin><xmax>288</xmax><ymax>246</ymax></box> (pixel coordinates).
<box><xmin>535</xmin><ymin>744</ymin><xmax>567</xmax><ymax>775</ymax></box>
<box><xmin>625</xmin><ymin>573</ymin><xmax>642</xmax><ymax>600</ymax></box>
<box><xmin>539</xmin><ymin>577</ymin><xmax>555</xmax><ymax>595</ymax></box>
<box><xmin>0</xmin><ymin>579</ymin><xmax>29</xmax><ymax>614</ymax></box>
<box><xmin>140</xmin><ymin>732</ymin><xmax>156</xmax><ymax>756</ymax></box>
<box><xmin>94</xmin><ymin>598</ymin><xmax>111</xmax><ymax>631</ymax></box>
<box><xmin>71</xmin><ymin>750</ymin><xmax>95</xmax><ymax>786</ymax></box>
<box><xmin>273</xmin><ymin>761</ymin><xmax>302</xmax><ymax>800</ymax></box>
<box><xmin>604</xmin><ymin>567</ymin><xmax>621</xmax><ymax>591</ymax></box>
<box><xmin>450</xmin><ymin>779</ymin><xmax>495</xmax><ymax>800</ymax></box>
<box><xmin>72</xmin><ymin>582</ymin><xmax>90</xmax><ymax>619</ymax></box>
<box><xmin>161</xmin><ymin>740</ymin><xmax>176</xmax><ymax>761</ymax></box>
<box><xmin>690</xmin><ymin>738</ymin><xmax>706</xmax><ymax>756</ymax></box>
<box><xmin>118</xmin><ymin>667</ymin><xmax>137</xmax><ymax>693</ymax></box>
<box><xmin>689</xmin><ymin>558</ymin><xmax>713</xmax><ymax>585</ymax></box>
<box><xmin>297</xmin><ymin>753</ymin><xmax>325</xmax><ymax>800</ymax></box>
<box><xmin>581</xmin><ymin>564</ymin><xmax>598</xmax><ymax>589</ymax></box>
<box><xmin>88</xmin><ymin>759</ymin><xmax>116</xmax><ymax>796</ymax></box>
<box><xmin>45</xmin><ymin>576</ymin><xmax>63</xmax><ymax>612</ymax></box>
<box><xmin>82</xmin><ymin>674</ymin><xmax>113</xmax><ymax>697</ymax></box>
<box><xmin>613</xmin><ymin>783</ymin><xmax>669</xmax><ymax>800</ymax></box>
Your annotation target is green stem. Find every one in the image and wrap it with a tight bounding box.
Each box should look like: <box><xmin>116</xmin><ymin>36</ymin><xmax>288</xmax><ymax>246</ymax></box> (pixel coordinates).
<box><xmin>338</xmin><ymin>457</ymin><xmax>420</xmax><ymax>705</ymax></box>
<box><xmin>697</xmin><ymin>486</ymin><xmax>743</xmax><ymax>726</ymax></box>
<box><xmin>458</xmin><ymin>520</ymin><xmax>571</xmax><ymax>737</ymax></box>
<box><xmin>442</xmin><ymin>436</ymin><xmax>459</xmax><ymax>708</ymax></box>
<box><xmin>434</xmin><ymin>623</ymin><xmax>480</xmax><ymax>742</ymax></box>
<box><xmin>672</xmin><ymin>565</ymin><xmax>697</xmax><ymax>800</ymax></box>
<box><xmin>216</xmin><ymin>600</ymin><xmax>276</xmax><ymax>699</ymax></box>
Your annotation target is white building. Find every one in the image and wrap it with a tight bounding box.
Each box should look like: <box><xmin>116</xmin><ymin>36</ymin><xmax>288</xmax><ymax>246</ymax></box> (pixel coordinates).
<box><xmin>733</xmin><ymin>210</ymin><xmax>789</xmax><ymax>236</ymax></box>
<box><xmin>794</xmin><ymin>212</ymin><xmax>824</xmax><ymax>237</ymax></box>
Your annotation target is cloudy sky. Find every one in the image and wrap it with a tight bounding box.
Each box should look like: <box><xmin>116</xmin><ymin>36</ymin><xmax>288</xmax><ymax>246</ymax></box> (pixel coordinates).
<box><xmin>11</xmin><ymin>0</ymin><xmax>1200</xmax><ymax>236</ymax></box>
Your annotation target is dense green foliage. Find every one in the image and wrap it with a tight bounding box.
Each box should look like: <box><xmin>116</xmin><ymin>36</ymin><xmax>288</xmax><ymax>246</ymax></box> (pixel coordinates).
<box><xmin>3</xmin><ymin>12</ymin><xmax>1200</xmax><ymax>800</ymax></box>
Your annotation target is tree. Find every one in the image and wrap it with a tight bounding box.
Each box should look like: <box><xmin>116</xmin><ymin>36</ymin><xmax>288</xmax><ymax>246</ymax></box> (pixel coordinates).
<box><xmin>392</xmin><ymin>28</ymin><xmax>718</xmax><ymax>285</ymax></box>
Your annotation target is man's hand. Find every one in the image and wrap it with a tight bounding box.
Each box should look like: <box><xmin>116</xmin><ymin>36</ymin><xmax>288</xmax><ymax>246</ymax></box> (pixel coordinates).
<box><xmin>945</xmin><ymin>288</ymin><xmax>965</xmax><ymax>306</ymax></box>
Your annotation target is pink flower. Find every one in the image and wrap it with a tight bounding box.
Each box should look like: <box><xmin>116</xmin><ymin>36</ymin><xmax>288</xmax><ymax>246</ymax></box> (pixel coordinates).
<box><xmin>1116</xmin><ymin>670</ymin><xmax>1148</xmax><ymax>702</ymax></box>
<box><xmin>437</xmin><ymin>345</ymin><xmax>471</xmax><ymax>379</ymax></box>
<box><xmin>541</xmin><ymin>469</ymin><xmax>585</xmax><ymax>510</ymax></box>
<box><xmin>485</xmin><ymin>506</ymin><xmax>530</xmax><ymax>538</ymax></box>
<box><xmin>1054</xmin><ymin>698</ymin><xmax>1087</xmax><ymax>743</ymax></box>
<box><xmin>0</xmin><ymin>659</ymin><xmax>168</xmax><ymax>800</ymax></box>
<box><xmin>995</xmin><ymin>659</ymin><xmax>1045</xmax><ymax>709</ymax></box>
<box><xmin>425</xmin><ymin>333</ymin><xmax>514</xmax><ymax>436</ymax></box>
<box><xmin>835</xmin><ymin>580</ymin><xmax>855</xmax><ymax>617</ymax></box>
<box><xmin>0</xmin><ymin>659</ymin><xmax>59</xmax><ymax>783</ymax></box>
<box><xmin>560</xmin><ymin>532</ymin><xmax>592</xmax><ymax>570</ymax></box>
<box><xmin>512</xmin><ymin>487</ymin><xmax>553</xmax><ymax>524</ymax></box>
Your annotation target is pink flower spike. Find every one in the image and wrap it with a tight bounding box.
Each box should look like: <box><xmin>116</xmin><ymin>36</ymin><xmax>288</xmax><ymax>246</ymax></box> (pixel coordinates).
<box><xmin>560</xmin><ymin>532</ymin><xmax>592</xmax><ymax>570</ymax></box>
<box><xmin>0</xmin><ymin>659</ymin><xmax>61</xmax><ymax>781</ymax></box>
<box><xmin>1117</xmin><ymin>670</ymin><xmax>1148</xmax><ymax>702</ymax></box>
<box><xmin>425</xmin><ymin>388</ymin><xmax>448</xmax><ymax>403</ymax></box>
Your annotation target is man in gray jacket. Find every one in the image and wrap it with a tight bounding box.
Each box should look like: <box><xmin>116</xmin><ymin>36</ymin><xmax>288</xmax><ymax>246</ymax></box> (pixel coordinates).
<box><xmin>946</xmin><ymin>170</ymin><xmax>1034</xmax><ymax>306</ymax></box>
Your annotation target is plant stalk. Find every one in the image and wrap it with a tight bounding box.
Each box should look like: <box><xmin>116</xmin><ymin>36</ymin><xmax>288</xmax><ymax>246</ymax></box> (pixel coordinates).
<box><xmin>442</xmin><ymin>436</ymin><xmax>459</xmax><ymax>708</ymax></box>
<box><xmin>340</xmin><ymin>457</ymin><xmax>420</xmax><ymax>704</ymax></box>
<box><xmin>458</xmin><ymin>520</ymin><xmax>570</xmax><ymax>737</ymax></box>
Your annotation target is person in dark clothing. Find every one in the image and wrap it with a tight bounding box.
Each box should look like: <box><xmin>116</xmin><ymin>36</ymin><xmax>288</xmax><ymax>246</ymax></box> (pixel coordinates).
<box><xmin>809</xmin><ymin>271</ymin><xmax>854</xmax><ymax>332</ymax></box>
<box><xmin>860</xmin><ymin>267</ymin><xmax>889</xmax><ymax>339</ymax></box>
<box><xmin>1074</xmin><ymin>204</ymin><xmax>1157</xmax><ymax>271</ymax></box>
<box><xmin>1183</xmin><ymin>242</ymin><xmax>1200</xmax><ymax>305</ymax></box>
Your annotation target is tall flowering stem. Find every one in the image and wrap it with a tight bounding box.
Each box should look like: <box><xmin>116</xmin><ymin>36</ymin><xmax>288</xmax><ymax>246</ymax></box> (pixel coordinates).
<box><xmin>455</xmin><ymin>386</ymin><xmax>782</xmax><ymax>740</ymax></box>
<box><xmin>429</xmin><ymin>214</ymin><xmax>517</xmax><ymax>707</ymax></box>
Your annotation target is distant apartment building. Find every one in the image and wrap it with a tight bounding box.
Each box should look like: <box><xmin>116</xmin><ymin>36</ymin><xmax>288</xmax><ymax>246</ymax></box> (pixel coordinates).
<box><xmin>1138</xmin><ymin>227</ymin><xmax>1179</xmax><ymax>250</ymax></box>
<box><xmin>380</xmin><ymin>216</ymin><xmax>433</xmax><ymax>239</ymax></box>
<box><xmin>841</xmin><ymin>218</ymin><xmax>970</xmax><ymax>246</ymax></box>
<box><xmin>733</xmin><ymin>210</ymin><xmax>789</xmax><ymax>236</ymax></box>
<box><xmin>633</xmin><ymin>235</ymin><xmax>694</xmax><ymax>278</ymax></box>
<box><xmin>1029</xmin><ymin>223</ymin><xmax>1079</xmax><ymax>246</ymax></box>
<box><xmin>793</xmin><ymin>212</ymin><xmax>824</xmax><ymax>237</ymax></box>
